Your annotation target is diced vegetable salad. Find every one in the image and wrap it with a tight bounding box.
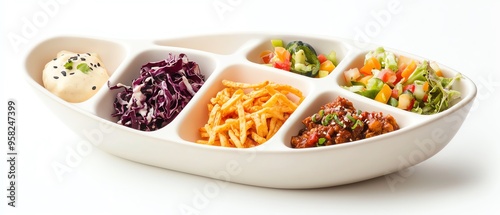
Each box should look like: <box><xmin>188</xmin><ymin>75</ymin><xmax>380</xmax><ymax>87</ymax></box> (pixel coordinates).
<box><xmin>343</xmin><ymin>47</ymin><xmax>461</xmax><ymax>115</ymax></box>
<box><xmin>260</xmin><ymin>39</ymin><xmax>338</xmax><ymax>78</ymax></box>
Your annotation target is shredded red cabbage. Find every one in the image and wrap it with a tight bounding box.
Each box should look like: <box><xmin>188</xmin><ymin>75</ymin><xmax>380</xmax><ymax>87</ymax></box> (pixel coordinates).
<box><xmin>109</xmin><ymin>53</ymin><xmax>205</xmax><ymax>131</ymax></box>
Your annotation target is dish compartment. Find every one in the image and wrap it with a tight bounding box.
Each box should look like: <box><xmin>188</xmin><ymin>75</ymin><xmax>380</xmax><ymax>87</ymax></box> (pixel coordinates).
<box><xmin>176</xmin><ymin>63</ymin><xmax>313</xmax><ymax>148</ymax></box>
<box><xmin>333</xmin><ymin>47</ymin><xmax>475</xmax><ymax>116</ymax></box>
<box><xmin>25</xmin><ymin>36</ymin><xmax>128</xmax><ymax>84</ymax></box>
<box><xmin>279</xmin><ymin>89</ymin><xmax>421</xmax><ymax>149</ymax></box>
<box><xmin>245</xmin><ymin>35</ymin><xmax>353</xmax><ymax>79</ymax></box>
<box><xmin>95</xmin><ymin>48</ymin><xmax>219</xmax><ymax>129</ymax></box>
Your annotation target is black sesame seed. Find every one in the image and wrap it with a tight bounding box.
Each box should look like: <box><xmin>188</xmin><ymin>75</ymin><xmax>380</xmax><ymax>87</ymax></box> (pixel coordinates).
<box><xmin>97</xmin><ymin>62</ymin><xmax>101</xmax><ymax>67</ymax></box>
<box><xmin>87</xmin><ymin>53</ymin><xmax>91</xmax><ymax>56</ymax></box>
<box><xmin>53</xmin><ymin>76</ymin><xmax>59</xmax><ymax>79</ymax></box>
<box><xmin>77</xmin><ymin>54</ymin><xmax>80</xmax><ymax>56</ymax></box>
<box><xmin>53</xmin><ymin>66</ymin><xmax>58</xmax><ymax>69</ymax></box>
<box><xmin>53</xmin><ymin>58</ymin><xmax>57</xmax><ymax>61</ymax></box>
<box><xmin>92</xmin><ymin>86</ymin><xmax>96</xmax><ymax>90</ymax></box>
<box><xmin>61</xmin><ymin>71</ymin><xmax>67</xmax><ymax>76</ymax></box>
<box><xmin>80</xmin><ymin>58</ymin><xmax>86</xmax><ymax>61</ymax></box>
<box><xmin>90</xmin><ymin>63</ymin><xmax>94</xmax><ymax>67</ymax></box>
<box><xmin>69</xmin><ymin>72</ymin><xmax>75</xmax><ymax>75</ymax></box>
<box><xmin>70</xmin><ymin>56</ymin><xmax>78</xmax><ymax>61</ymax></box>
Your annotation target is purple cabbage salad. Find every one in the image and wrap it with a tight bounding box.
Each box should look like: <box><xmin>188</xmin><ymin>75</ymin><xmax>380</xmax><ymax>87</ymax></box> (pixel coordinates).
<box><xmin>109</xmin><ymin>53</ymin><xmax>205</xmax><ymax>131</ymax></box>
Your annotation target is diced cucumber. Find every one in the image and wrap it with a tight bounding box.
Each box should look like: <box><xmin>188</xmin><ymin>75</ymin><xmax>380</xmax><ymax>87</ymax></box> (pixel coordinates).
<box><xmin>318</xmin><ymin>70</ymin><xmax>329</xmax><ymax>78</ymax></box>
<box><xmin>326</xmin><ymin>51</ymin><xmax>338</xmax><ymax>65</ymax></box>
<box><xmin>389</xmin><ymin>97</ymin><xmax>398</xmax><ymax>106</ymax></box>
<box><xmin>271</xmin><ymin>39</ymin><xmax>284</xmax><ymax>47</ymax></box>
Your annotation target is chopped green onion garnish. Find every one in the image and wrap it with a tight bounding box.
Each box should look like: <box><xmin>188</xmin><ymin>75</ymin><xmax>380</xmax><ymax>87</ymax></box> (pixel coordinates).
<box><xmin>311</xmin><ymin>113</ymin><xmax>319</xmax><ymax>123</ymax></box>
<box><xmin>333</xmin><ymin>114</ymin><xmax>344</xmax><ymax>127</ymax></box>
<box><xmin>322</xmin><ymin>114</ymin><xmax>334</xmax><ymax>126</ymax></box>
<box><xmin>346</xmin><ymin>114</ymin><xmax>356</xmax><ymax>122</ymax></box>
<box><xmin>312</xmin><ymin>110</ymin><xmax>324</xmax><ymax>124</ymax></box>
<box><xmin>317</xmin><ymin>137</ymin><xmax>326</xmax><ymax>146</ymax></box>
<box><xmin>77</xmin><ymin>63</ymin><xmax>91</xmax><ymax>74</ymax></box>
<box><xmin>311</xmin><ymin>110</ymin><xmax>324</xmax><ymax>123</ymax></box>
<box><xmin>351</xmin><ymin>119</ymin><xmax>363</xmax><ymax>130</ymax></box>
<box><xmin>64</xmin><ymin>61</ymin><xmax>73</xmax><ymax>70</ymax></box>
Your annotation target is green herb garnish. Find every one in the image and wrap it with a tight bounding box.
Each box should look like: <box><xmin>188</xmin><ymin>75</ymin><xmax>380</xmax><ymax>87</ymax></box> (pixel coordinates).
<box><xmin>317</xmin><ymin>137</ymin><xmax>326</xmax><ymax>146</ymax></box>
<box><xmin>333</xmin><ymin>114</ymin><xmax>344</xmax><ymax>127</ymax></box>
<box><xmin>321</xmin><ymin>114</ymin><xmax>334</xmax><ymax>126</ymax></box>
<box><xmin>346</xmin><ymin>113</ymin><xmax>356</xmax><ymax>122</ymax></box>
<box><xmin>311</xmin><ymin>110</ymin><xmax>324</xmax><ymax>123</ymax></box>
<box><xmin>64</xmin><ymin>61</ymin><xmax>73</xmax><ymax>70</ymax></box>
<box><xmin>77</xmin><ymin>63</ymin><xmax>91</xmax><ymax>74</ymax></box>
<box><xmin>351</xmin><ymin>119</ymin><xmax>363</xmax><ymax>130</ymax></box>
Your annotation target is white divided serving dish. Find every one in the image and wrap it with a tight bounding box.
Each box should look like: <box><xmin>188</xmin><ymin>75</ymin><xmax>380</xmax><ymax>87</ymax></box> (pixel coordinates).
<box><xmin>23</xmin><ymin>33</ymin><xmax>477</xmax><ymax>189</ymax></box>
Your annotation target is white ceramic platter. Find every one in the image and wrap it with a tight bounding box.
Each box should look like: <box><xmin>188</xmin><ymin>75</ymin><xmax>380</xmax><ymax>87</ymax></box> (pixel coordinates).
<box><xmin>24</xmin><ymin>33</ymin><xmax>477</xmax><ymax>189</ymax></box>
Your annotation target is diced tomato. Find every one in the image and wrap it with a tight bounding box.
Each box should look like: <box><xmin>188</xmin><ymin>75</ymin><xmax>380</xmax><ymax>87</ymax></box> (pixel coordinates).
<box><xmin>343</xmin><ymin>68</ymin><xmax>361</xmax><ymax>86</ymax></box>
<box><xmin>376</xmin><ymin>68</ymin><xmax>397</xmax><ymax>84</ymax></box>
<box><xmin>273</xmin><ymin>47</ymin><xmax>290</xmax><ymax>62</ymax></box>
<box><xmin>394</xmin><ymin>69</ymin><xmax>403</xmax><ymax>84</ymax></box>
<box><xmin>403</xmin><ymin>84</ymin><xmax>415</xmax><ymax>93</ymax></box>
<box><xmin>422</xmin><ymin>94</ymin><xmax>428</xmax><ymax>102</ymax></box>
<box><xmin>318</xmin><ymin>54</ymin><xmax>328</xmax><ymax>64</ymax></box>
<box><xmin>396</xmin><ymin>55</ymin><xmax>417</xmax><ymax>80</ymax></box>
<box><xmin>407</xmin><ymin>98</ymin><xmax>415</xmax><ymax>111</ymax></box>
<box><xmin>398</xmin><ymin>93</ymin><xmax>414</xmax><ymax>111</ymax></box>
<box><xmin>274</xmin><ymin>61</ymin><xmax>291</xmax><ymax>71</ymax></box>
<box><xmin>391</xmin><ymin>88</ymin><xmax>399</xmax><ymax>99</ymax></box>
<box><xmin>306</xmin><ymin>132</ymin><xmax>319</xmax><ymax>147</ymax></box>
<box><xmin>260</xmin><ymin>50</ymin><xmax>273</xmax><ymax>64</ymax></box>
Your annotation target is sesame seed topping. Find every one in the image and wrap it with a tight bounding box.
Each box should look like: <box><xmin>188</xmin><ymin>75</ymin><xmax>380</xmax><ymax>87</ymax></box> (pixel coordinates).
<box><xmin>53</xmin><ymin>58</ymin><xmax>57</xmax><ymax>61</ymax></box>
<box><xmin>53</xmin><ymin>76</ymin><xmax>59</xmax><ymax>79</ymax></box>
<box><xmin>61</xmin><ymin>71</ymin><xmax>66</xmax><ymax>76</ymax></box>
<box><xmin>92</xmin><ymin>86</ymin><xmax>96</xmax><ymax>90</ymax></box>
<box><xmin>86</xmin><ymin>53</ymin><xmax>91</xmax><ymax>56</ymax></box>
<box><xmin>69</xmin><ymin>72</ymin><xmax>75</xmax><ymax>75</ymax></box>
<box><xmin>97</xmin><ymin>62</ymin><xmax>101</xmax><ymax>67</ymax></box>
<box><xmin>53</xmin><ymin>66</ymin><xmax>58</xmax><ymax>69</ymax></box>
<box><xmin>80</xmin><ymin>57</ymin><xmax>86</xmax><ymax>61</ymax></box>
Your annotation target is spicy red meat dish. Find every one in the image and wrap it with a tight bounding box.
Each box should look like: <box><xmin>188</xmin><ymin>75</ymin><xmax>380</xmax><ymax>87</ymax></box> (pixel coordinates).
<box><xmin>291</xmin><ymin>97</ymin><xmax>400</xmax><ymax>148</ymax></box>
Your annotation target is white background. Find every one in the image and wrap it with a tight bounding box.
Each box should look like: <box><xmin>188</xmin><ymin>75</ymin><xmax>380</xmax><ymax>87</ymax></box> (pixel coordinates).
<box><xmin>1</xmin><ymin>0</ymin><xmax>499</xmax><ymax>214</ymax></box>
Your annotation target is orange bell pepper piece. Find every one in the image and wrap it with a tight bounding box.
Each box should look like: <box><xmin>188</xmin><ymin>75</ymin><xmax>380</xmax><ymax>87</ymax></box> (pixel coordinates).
<box><xmin>360</xmin><ymin>57</ymin><xmax>381</xmax><ymax>76</ymax></box>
